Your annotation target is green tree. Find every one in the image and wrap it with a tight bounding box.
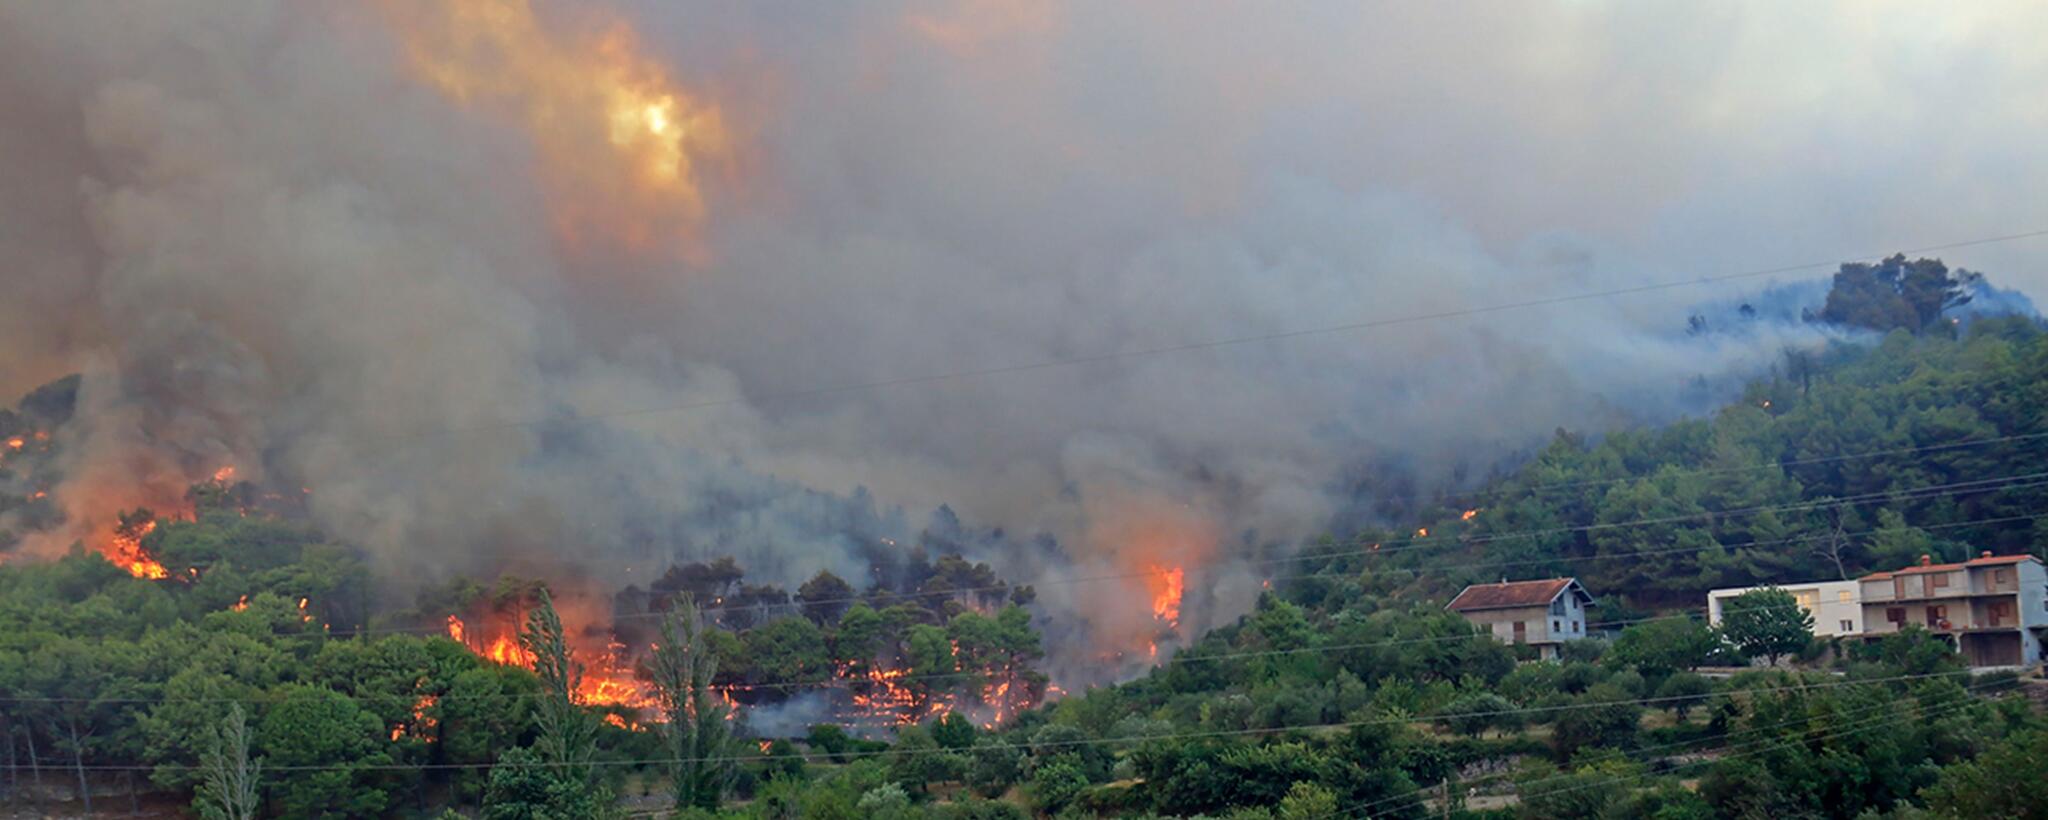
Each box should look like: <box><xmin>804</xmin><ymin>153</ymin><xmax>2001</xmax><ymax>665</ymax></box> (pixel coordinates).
<box><xmin>1923</xmin><ymin>726</ymin><xmax>2048</xmax><ymax>818</ymax></box>
<box><xmin>1431</xmin><ymin>692</ymin><xmax>1520</xmax><ymax>738</ymax></box>
<box><xmin>796</xmin><ymin>571</ymin><xmax>856</xmax><ymax>625</ymax></box>
<box><xmin>1653</xmin><ymin>672</ymin><xmax>1713</xmax><ymax>720</ymax></box>
<box><xmin>481</xmin><ymin>747</ymin><xmax>617</xmax><ymax>820</ymax></box>
<box><xmin>1277</xmin><ymin>781</ymin><xmax>1339</xmax><ymax>820</ymax></box>
<box><xmin>1717</xmin><ymin>588</ymin><xmax>1813</xmax><ymax>667</ymax></box>
<box><xmin>257</xmin><ymin>686</ymin><xmax>392</xmax><ymax>818</ymax></box>
<box><xmin>519</xmin><ymin>589</ymin><xmax>598</xmax><ymax>787</ymax></box>
<box><xmin>1029</xmin><ymin>755</ymin><xmax>1089</xmax><ymax>814</ymax></box>
<box><xmin>1607</xmin><ymin>617</ymin><xmax>1716</xmax><ymax>676</ymax></box>
<box><xmin>965</xmin><ymin>739</ymin><xmax>1023</xmax><ymax>798</ymax></box>
<box><xmin>1552</xmin><ymin>683</ymin><xmax>1641</xmax><ymax>759</ymax></box>
<box><xmin>649</xmin><ymin>596</ymin><xmax>733</xmax><ymax>811</ymax></box>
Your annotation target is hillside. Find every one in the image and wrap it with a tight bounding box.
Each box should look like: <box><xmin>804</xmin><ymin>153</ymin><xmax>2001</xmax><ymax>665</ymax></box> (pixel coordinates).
<box><xmin>3</xmin><ymin>274</ymin><xmax>2047</xmax><ymax>819</ymax></box>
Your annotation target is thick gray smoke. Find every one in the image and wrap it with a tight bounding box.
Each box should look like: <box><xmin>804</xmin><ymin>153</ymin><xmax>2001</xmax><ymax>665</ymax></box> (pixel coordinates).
<box><xmin>3</xmin><ymin>1</ymin><xmax>2045</xmax><ymax>668</ymax></box>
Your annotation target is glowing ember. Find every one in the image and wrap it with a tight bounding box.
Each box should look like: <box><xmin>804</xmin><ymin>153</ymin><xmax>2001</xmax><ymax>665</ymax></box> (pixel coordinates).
<box><xmin>212</xmin><ymin>465</ymin><xmax>237</xmax><ymax>483</ymax></box>
<box><xmin>1460</xmin><ymin>508</ymin><xmax>1480</xmax><ymax>522</ymax></box>
<box><xmin>3</xmin><ymin>437</ymin><xmax>21</xmax><ymax>450</ymax></box>
<box><xmin>1415</xmin><ymin>526</ymin><xmax>1429</xmax><ymax>537</ymax></box>
<box><xmin>1149</xmin><ymin>565</ymin><xmax>1184</xmax><ymax>625</ymax></box>
<box><xmin>393</xmin><ymin>694</ymin><xmax>439</xmax><ymax>741</ymax></box>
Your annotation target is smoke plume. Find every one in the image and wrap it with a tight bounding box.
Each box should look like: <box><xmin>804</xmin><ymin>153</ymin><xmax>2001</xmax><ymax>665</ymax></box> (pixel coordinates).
<box><xmin>4</xmin><ymin>0</ymin><xmax>2046</xmax><ymax>675</ymax></box>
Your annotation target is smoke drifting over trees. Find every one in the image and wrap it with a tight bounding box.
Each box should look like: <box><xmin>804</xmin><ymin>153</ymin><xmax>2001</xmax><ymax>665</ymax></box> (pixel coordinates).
<box><xmin>3</xmin><ymin>0</ymin><xmax>2047</xmax><ymax>664</ymax></box>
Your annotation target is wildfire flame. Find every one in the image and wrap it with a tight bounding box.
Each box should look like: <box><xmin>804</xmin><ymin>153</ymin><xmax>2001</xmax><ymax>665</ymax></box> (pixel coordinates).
<box><xmin>393</xmin><ymin>693</ymin><xmax>439</xmax><ymax>741</ymax></box>
<box><xmin>4</xmin><ymin>437</ymin><xmax>22</xmax><ymax>450</ymax></box>
<box><xmin>107</xmin><ymin>519</ymin><xmax>168</xmax><ymax>579</ymax></box>
<box><xmin>1460</xmin><ymin>508</ymin><xmax>1480</xmax><ymax>522</ymax></box>
<box><xmin>1149</xmin><ymin>565</ymin><xmax>1185</xmax><ymax>625</ymax></box>
<box><xmin>375</xmin><ymin>0</ymin><xmax>731</xmax><ymax>252</ymax></box>
<box><xmin>231</xmin><ymin>595</ymin><xmax>249</xmax><ymax>612</ymax></box>
<box><xmin>444</xmin><ymin>613</ymin><xmax>651</xmax><ymax>708</ymax></box>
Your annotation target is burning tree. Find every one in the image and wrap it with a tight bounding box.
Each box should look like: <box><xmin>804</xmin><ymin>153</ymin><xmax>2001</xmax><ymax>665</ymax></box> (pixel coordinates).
<box><xmin>649</xmin><ymin>594</ymin><xmax>734</xmax><ymax>810</ymax></box>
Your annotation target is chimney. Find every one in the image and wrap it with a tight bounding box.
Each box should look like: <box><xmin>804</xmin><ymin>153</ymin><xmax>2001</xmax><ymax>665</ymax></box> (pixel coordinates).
<box><xmin>1918</xmin><ymin>554</ymin><xmax>1932</xmax><ymax>566</ymax></box>
<box><xmin>1981</xmin><ymin>550</ymin><xmax>1994</xmax><ymax>559</ymax></box>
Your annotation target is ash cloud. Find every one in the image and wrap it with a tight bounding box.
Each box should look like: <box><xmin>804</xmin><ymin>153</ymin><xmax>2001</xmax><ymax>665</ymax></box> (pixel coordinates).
<box><xmin>4</xmin><ymin>0</ymin><xmax>2047</xmax><ymax>673</ymax></box>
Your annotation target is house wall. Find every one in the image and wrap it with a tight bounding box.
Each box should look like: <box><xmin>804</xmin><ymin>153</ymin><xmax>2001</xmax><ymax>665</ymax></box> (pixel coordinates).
<box><xmin>1708</xmin><ymin>580</ymin><xmax>1862</xmax><ymax>637</ymax></box>
<box><xmin>1460</xmin><ymin>605</ymin><xmax>1559</xmax><ymax>645</ymax></box>
<box><xmin>2019</xmin><ymin>561</ymin><xmax>2047</xmax><ymax>663</ymax></box>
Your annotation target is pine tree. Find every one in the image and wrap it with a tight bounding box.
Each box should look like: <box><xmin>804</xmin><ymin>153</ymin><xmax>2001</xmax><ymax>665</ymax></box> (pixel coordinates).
<box><xmin>520</xmin><ymin>588</ymin><xmax>596</xmax><ymax>783</ymax></box>
<box><xmin>196</xmin><ymin>704</ymin><xmax>261</xmax><ymax>820</ymax></box>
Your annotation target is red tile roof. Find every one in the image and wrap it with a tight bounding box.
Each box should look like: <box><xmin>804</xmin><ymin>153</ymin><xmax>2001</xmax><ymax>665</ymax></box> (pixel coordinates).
<box><xmin>1860</xmin><ymin>553</ymin><xmax>2039</xmax><ymax>581</ymax></box>
<box><xmin>1446</xmin><ymin>578</ymin><xmax>1587</xmax><ymax>612</ymax></box>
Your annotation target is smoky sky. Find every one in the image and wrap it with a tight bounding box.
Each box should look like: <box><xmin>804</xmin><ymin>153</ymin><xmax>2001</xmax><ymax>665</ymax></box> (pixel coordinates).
<box><xmin>3</xmin><ymin>0</ymin><xmax>2046</xmax><ymax>652</ymax></box>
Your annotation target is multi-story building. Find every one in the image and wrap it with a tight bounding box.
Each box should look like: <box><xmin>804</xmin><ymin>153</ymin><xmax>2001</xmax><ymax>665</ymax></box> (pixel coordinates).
<box><xmin>1856</xmin><ymin>552</ymin><xmax>2048</xmax><ymax>668</ymax></box>
<box><xmin>1708</xmin><ymin>580</ymin><xmax>1863</xmax><ymax>637</ymax></box>
<box><xmin>1446</xmin><ymin>577</ymin><xmax>1594</xmax><ymax>660</ymax></box>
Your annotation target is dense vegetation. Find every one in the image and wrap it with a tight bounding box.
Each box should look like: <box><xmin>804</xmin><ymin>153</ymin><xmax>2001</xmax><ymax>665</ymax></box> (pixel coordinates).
<box><xmin>3</xmin><ymin>260</ymin><xmax>2047</xmax><ymax>818</ymax></box>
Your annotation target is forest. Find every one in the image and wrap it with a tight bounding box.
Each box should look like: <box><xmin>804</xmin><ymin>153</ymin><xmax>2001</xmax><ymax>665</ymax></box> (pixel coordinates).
<box><xmin>2</xmin><ymin>260</ymin><xmax>2047</xmax><ymax>818</ymax></box>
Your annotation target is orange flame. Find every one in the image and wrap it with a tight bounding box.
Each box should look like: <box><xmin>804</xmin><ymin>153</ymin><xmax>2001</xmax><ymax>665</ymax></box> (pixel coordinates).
<box><xmin>1149</xmin><ymin>565</ymin><xmax>1184</xmax><ymax>625</ymax></box>
<box><xmin>1460</xmin><ymin>508</ymin><xmax>1480</xmax><ymax>522</ymax></box>
<box><xmin>108</xmin><ymin>519</ymin><xmax>168</xmax><ymax>579</ymax></box>
<box><xmin>445</xmin><ymin>615</ymin><xmax>466</xmax><ymax>644</ymax></box>
<box><xmin>212</xmin><ymin>466</ymin><xmax>237</xmax><ymax>483</ymax></box>
<box><xmin>3</xmin><ymin>437</ymin><xmax>22</xmax><ymax>451</ymax></box>
<box><xmin>375</xmin><ymin>0</ymin><xmax>731</xmax><ymax>252</ymax></box>
<box><xmin>394</xmin><ymin>693</ymin><xmax>440</xmax><ymax>741</ymax></box>
<box><xmin>231</xmin><ymin>595</ymin><xmax>249</xmax><ymax>612</ymax></box>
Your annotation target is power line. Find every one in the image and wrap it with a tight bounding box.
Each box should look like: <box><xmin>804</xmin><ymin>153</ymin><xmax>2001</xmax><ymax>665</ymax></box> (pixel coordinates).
<box><xmin>1337</xmin><ymin>677</ymin><xmax>2003</xmax><ymax>818</ymax></box>
<box><xmin>0</xmin><ymin>594</ymin><xmax>1916</xmax><ymax>709</ymax></box>
<box><xmin>123</xmin><ymin>463</ymin><xmax>2048</xmax><ymax>640</ymax></box>
<box><xmin>51</xmin><ymin>668</ymin><xmax>1988</xmax><ymax>773</ymax></box>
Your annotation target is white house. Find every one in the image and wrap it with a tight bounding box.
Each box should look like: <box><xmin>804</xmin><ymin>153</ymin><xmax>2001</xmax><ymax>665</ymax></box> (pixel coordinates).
<box><xmin>1708</xmin><ymin>579</ymin><xmax>1863</xmax><ymax>637</ymax></box>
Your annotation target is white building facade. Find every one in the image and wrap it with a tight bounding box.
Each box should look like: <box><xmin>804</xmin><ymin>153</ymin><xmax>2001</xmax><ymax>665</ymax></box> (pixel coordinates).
<box><xmin>1708</xmin><ymin>579</ymin><xmax>1864</xmax><ymax>637</ymax></box>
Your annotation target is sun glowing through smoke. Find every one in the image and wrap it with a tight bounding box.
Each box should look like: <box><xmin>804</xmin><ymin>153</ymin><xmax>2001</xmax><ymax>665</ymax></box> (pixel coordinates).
<box><xmin>375</xmin><ymin>0</ymin><xmax>731</xmax><ymax>252</ymax></box>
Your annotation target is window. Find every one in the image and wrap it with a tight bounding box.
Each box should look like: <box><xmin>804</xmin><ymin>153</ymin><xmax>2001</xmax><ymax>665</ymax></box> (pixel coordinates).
<box><xmin>1931</xmin><ymin>573</ymin><xmax>1949</xmax><ymax>589</ymax></box>
<box><xmin>1839</xmin><ymin>620</ymin><xmax>1854</xmax><ymax>633</ymax></box>
<box><xmin>1926</xmin><ymin>605</ymin><xmax>1947</xmax><ymax>628</ymax></box>
<box><xmin>1993</xmin><ymin>569</ymin><xmax>2011</xmax><ymax>588</ymax></box>
<box><xmin>1837</xmin><ymin>590</ymin><xmax>1853</xmax><ymax>603</ymax></box>
<box><xmin>1553</xmin><ymin>620</ymin><xmax>1562</xmax><ymax>633</ymax></box>
<box><xmin>1990</xmin><ymin>600</ymin><xmax>2014</xmax><ymax>627</ymax></box>
<box><xmin>1549</xmin><ymin>598</ymin><xmax>1566</xmax><ymax>616</ymax></box>
<box><xmin>1512</xmin><ymin>621</ymin><xmax>1527</xmax><ymax>643</ymax></box>
<box><xmin>1886</xmin><ymin>607</ymin><xmax>1906</xmax><ymax>626</ymax></box>
<box><xmin>1573</xmin><ymin>620</ymin><xmax>1581</xmax><ymax>634</ymax></box>
<box><xmin>1794</xmin><ymin>590</ymin><xmax>1818</xmax><ymax>609</ymax></box>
